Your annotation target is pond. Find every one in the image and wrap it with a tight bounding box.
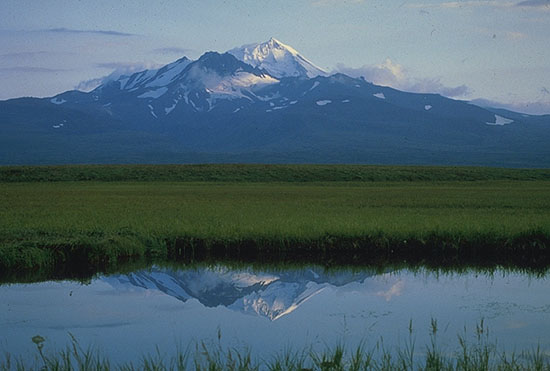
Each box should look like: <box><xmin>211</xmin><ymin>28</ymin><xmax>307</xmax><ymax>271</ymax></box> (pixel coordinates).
<box><xmin>1</xmin><ymin>264</ymin><xmax>550</xmax><ymax>367</ymax></box>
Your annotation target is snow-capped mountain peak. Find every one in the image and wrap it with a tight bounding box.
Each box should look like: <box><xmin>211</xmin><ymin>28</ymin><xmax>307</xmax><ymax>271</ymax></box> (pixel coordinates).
<box><xmin>228</xmin><ymin>37</ymin><xmax>328</xmax><ymax>79</ymax></box>
<box><xmin>116</xmin><ymin>56</ymin><xmax>193</xmax><ymax>91</ymax></box>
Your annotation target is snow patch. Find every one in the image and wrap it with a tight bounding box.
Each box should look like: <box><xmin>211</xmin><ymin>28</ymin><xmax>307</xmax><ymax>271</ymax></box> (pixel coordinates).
<box><xmin>486</xmin><ymin>115</ymin><xmax>513</xmax><ymax>126</ymax></box>
<box><xmin>148</xmin><ymin>104</ymin><xmax>157</xmax><ymax>118</ymax></box>
<box><xmin>342</xmin><ymin>99</ymin><xmax>350</xmax><ymax>103</ymax></box>
<box><xmin>273</xmin><ymin>106</ymin><xmax>286</xmax><ymax>110</ymax></box>
<box><xmin>164</xmin><ymin>101</ymin><xmax>178</xmax><ymax>115</ymax></box>
<box><xmin>122</xmin><ymin>69</ymin><xmax>157</xmax><ymax>91</ymax></box>
<box><xmin>316</xmin><ymin>100</ymin><xmax>331</xmax><ymax>106</ymax></box>
<box><xmin>289</xmin><ymin>100</ymin><xmax>298</xmax><ymax>105</ymax></box>
<box><xmin>138</xmin><ymin>87</ymin><xmax>168</xmax><ymax>99</ymax></box>
<box><xmin>253</xmin><ymin>92</ymin><xmax>281</xmax><ymax>101</ymax></box>
<box><xmin>50</xmin><ymin>97</ymin><xmax>66</xmax><ymax>105</ymax></box>
<box><xmin>309</xmin><ymin>81</ymin><xmax>320</xmax><ymax>91</ymax></box>
<box><xmin>233</xmin><ymin>108</ymin><xmax>241</xmax><ymax>113</ymax></box>
<box><xmin>424</xmin><ymin>105</ymin><xmax>432</xmax><ymax>111</ymax></box>
<box><xmin>195</xmin><ymin>70</ymin><xmax>279</xmax><ymax>103</ymax></box>
<box><xmin>145</xmin><ymin>58</ymin><xmax>192</xmax><ymax>88</ymax></box>
<box><xmin>373</xmin><ymin>93</ymin><xmax>385</xmax><ymax>99</ymax></box>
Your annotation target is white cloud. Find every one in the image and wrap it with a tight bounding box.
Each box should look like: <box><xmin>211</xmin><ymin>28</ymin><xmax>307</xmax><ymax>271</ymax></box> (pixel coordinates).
<box><xmin>470</xmin><ymin>98</ymin><xmax>550</xmax><ymax>115</ymax></box>
<box><xmin>516</xmin><ymin>0</ymin><xmax>550</xmax><ymax>8</ymax></box>
<box><xmin>151</xmin><ymin>47</ymin><xmax>195</xmax><ymax>56</ymax></box>
<box><xmin>311</xmin><ymin>0</ymin><xmax>364</xmax><ymax>6</ymax></box>
<box><xmin>408</xmin><ymin>1</ymin><xmax>515</xmax><ymax>9</ymax></box>
<box><xmin>335</xmin><ymin>59</ymin><xmax>471</xmax><ymax>98</ymax></box>
<box><xmin>376</xmin><ymin>281</ymin><xmax>405</xmax><ymax>302</ymax></box>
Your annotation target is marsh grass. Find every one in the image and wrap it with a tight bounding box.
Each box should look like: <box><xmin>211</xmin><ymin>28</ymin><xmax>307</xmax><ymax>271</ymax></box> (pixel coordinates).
<box><xmin>2</xmin><ymin>164</ymin><xmax>550</xmax><ymax>278</ymax></box>
<box><xmin>2</xmin><ymin>179</ymin><xmax>550</xmax><ymax>278</ymax></box>
<box><xmin>2</xmin><ymin>321</ymin><xmax>549</xmax><ymax>370</ymax></box>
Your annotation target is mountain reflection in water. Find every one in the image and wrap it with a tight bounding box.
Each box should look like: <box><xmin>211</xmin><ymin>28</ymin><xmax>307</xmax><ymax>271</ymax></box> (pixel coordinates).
<box><xmin>103</xmin><ymin>266</ymin><xmax>390</xmax><ymax>321</ymax></box>
<box><xmin>2</xmin><ymin>265</ymin><xmax>549</xmax><ymax>367</ymax></box>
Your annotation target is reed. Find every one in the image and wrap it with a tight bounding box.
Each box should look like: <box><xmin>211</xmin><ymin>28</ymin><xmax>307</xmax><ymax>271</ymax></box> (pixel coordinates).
<box><xmin>2</xmin><ymin>178</ymin><xmax>550</xmax><ymax>277</ymax></box>
<box><xmin>2</xmin><ymin>321</ymin><xmax>548</xmax><ymax>370</ymax></box>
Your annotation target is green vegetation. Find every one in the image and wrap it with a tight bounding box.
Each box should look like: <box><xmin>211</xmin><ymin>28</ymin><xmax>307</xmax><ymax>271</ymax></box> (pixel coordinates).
<box><xmin>2</xmin><ymin>164</ymin><xmax>550</xmax><ymax>183</ymax></box>
<box><xmin>1</xmin><ymin>165</ymin><xmax>550</xmax><ymax>278</ymax></box>
<box><xmin>2</xmin><ymin>321</ymin><xmax>549</xmax><ymax>370</ymax></box>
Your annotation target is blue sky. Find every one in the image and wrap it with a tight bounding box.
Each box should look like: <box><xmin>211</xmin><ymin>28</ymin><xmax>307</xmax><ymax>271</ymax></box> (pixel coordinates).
<box><xmin>1</xmin><ymin>0</ymin><xmax>549</xmax><ymax>113</ymax></box>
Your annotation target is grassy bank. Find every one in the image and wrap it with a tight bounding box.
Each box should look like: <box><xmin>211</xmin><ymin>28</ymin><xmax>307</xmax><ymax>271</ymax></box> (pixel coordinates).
<box><xmin>2</xmin><ymin>165</ymin><xmax>550</xmax><ymax>277</ymax></box>
<box><xmin>2</xmin><ymin>322</ymin><xmax>549</xmax><ymax>370</ymax></box>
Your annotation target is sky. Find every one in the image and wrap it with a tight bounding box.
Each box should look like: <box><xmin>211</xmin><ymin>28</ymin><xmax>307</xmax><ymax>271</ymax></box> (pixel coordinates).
<box><xmin>0</xmin><ymin>0</ymin><xmax>549</xmax><ymax>114</ymax></box>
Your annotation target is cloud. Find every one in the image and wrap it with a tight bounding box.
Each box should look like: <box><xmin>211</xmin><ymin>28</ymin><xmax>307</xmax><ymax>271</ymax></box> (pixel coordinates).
<box><xmin>151</xmin><ymin>47</ymin><xmax>194</xmax><ymax>56</ymax></box>
<box><xmin>470</xmin><ymin>98</ymin><xmax>550</xmax><ymax>115</ymax></box>
<box><xmin>411</xmin><ymin>0</ymin><xmax>550</xmax><ymax>10</ymax></box>
<box><xmin>504</xmin><ymin>31</ymin><xmax>527</xmax><ymax>40</ymax></box>
<box><xmin>516</xmin><ymin>0</ymin><xmax>550</xmax><ymax>7</ymax></box>
<box><xmin>75</xmin><ymin>62</ymin><xmax>162</xmax><ymax>91</ymax></box>
<box><xmin>0</xmin><ymin>51</ymin><xmax>51</xmax><ymax>58</ymax></box>
<box><xmin>376</xmin><ymin>281</ymin><xmax>405</xmax><ymax>302</ymax></box>
<box><xmin>43</xmin><ymin>28</ymin><xmax>136</xmax><ymax>37</ymax></box>
<box><xmin>0</xmin><ymin>66</ymin><xmax>67</xmax><ymax>73</ymax></box>
<box><xmin>408</xmin><ymin>1</ymin><xmax>514</xmax><ymax>9</ymax></box>
<box><xmin>311</xmin><ymin>0</ymin><xmax>364</xmax><ymax>6</ymax></box>
<box><xmin>334</xmin><ymin>59</ymin><xmax>471</xmax><ymax>98</ymax></box>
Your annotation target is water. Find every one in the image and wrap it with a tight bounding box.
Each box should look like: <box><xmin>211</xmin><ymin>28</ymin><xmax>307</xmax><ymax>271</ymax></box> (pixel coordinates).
<box><xmin>1</xmin><ymin>265</ymin><xmax>550</xmax><ymax>366</ymax></box>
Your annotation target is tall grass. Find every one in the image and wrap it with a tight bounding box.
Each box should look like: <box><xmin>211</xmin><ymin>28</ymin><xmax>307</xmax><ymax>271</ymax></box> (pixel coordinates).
<box><xmin>2</xmin><ymin>321</ymin><xmax>549</xmax><ymax>370</ymax></box>
<box><xmin>2</xmin><ymin>180</ymin><xmax>550</xmax><ymax>278</ymax></box>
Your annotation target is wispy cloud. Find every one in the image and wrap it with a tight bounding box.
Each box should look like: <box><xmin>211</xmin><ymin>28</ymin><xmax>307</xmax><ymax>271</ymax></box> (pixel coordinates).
<box><xmin>43</xmin><ymin>28</ymin><xmax>136</xmax><ymax>37</ymax></box>
<box><xmin>0</xmin><ymin>66</ymin><xmax>68</xmax><ymax>73</ymax></box>
<box><xmin>0</xmin><ymin>51</ymin><xmax>51</xmax><ymax>58</ymax></box>
<box><xmin>408</xmin><ymin>1</ymin><xmax>514</xmax><ymax>9</ymax></box>
<box><xmin>474</xmin><ymin>26</ymin><xmax>528</xmax><ymax>41</ymax></box>
<box><xmin>311</xmin><ymin>0</ymin><xmax>364</xmax><ymax>6</ymax></box>
<box><xmin>335</xmin><ymin>59</ymin><xmax>471</xmax><ymax>98</ymax></box>
<box><xmin>470</xmin><ymin>98</ymin><xmax>550</xmax><ymax>115</ymax></box>
<box><xmin>410</xmin><ymin>0</ymin><xmax>550</xmax><ymax>10</ymax></box>
<box><xmin>516</xmin><ymin>0</ymin><xmax>550</xmax><ymax>7</ymax></box>
<box><xmin>376</xmin><ymin>281</ymin><xmax>405</xmax><ymax>302</ymax></box>
<box><xmin>94</xmin><ymin>62</ymin><xmax>150</xmax><ymax>70</ymax></box>
<box><xmin>151</xmin><ymin>47</ymin><xmax>194</xmax><ymax>56</ymax></box>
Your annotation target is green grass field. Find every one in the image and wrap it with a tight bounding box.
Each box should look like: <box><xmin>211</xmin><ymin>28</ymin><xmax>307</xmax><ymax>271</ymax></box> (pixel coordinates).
<box><xmin>2</xmin><ymin>164</ymin><xmax>550</xmax><ymax>277</ymax></box>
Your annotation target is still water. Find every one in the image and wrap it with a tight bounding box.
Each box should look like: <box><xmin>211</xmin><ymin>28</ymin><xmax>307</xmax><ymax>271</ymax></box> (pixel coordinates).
<box><xmin>1</xmin><ymin>265</ymin><xmax>550</xmax><ymax>365</ymax></box>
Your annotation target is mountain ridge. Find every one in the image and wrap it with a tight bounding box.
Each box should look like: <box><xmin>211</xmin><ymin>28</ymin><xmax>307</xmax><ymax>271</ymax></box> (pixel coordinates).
<box><xmin>0</xmin><ymin>38</ymin><xmax>549</xmax><ymax>167</ymax></box>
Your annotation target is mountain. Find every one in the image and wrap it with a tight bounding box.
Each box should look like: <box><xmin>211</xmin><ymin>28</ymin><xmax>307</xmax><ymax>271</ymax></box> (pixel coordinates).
<box><xmin>227</xmin><ymin>37</ymin><xmax>328</xmax><ymax>78</ymax></box>
<box><xmin>103</xmin><ymin>266</ymin><xmax>378</xmax><ymax>321</ymax></box>
<box><xmin>0</xmin><ymin>38</ymin><xmax>549</xmax><ymax>167</ymax></box>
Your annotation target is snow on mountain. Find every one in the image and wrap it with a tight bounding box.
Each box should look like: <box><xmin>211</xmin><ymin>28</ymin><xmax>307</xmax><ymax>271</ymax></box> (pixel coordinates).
<box><xmin>103</xmin><ymin>267</ymin><xmax>375</xmax><ymax>321</ymax></box>
<box><xmin>169</xmin><ymin>52</ymin><xmax>279</xmax><ymax>111</ymax></box>
<box><xmin>117</xmin><ymin>56</ymin><xmax>193</xmax><ymax>91</ymax></box>
<box><xmin>228</xmin><ymin>37</ymin><xmax>328</xmax><ymax>79</ymax></box>
<box><xmin>229</xmin><ymin>280</ymin><xmax>328</xmax><ymax>321</ymax></box>
<box><xmin>183</xmin><ymin>54</ymin><xmax>279</xmax><ymax>101</ymax></box>
<box><xmin>486</xmin><ymin>114</ymin><xmax>514</xmax><ymax>126</ymax></box>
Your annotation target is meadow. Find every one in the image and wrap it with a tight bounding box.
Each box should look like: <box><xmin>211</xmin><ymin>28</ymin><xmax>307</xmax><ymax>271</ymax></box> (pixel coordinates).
<box><xmin>1</xmin><ymin>164</ymin><xmax>550</xmax><ymax>278</ymax></box>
